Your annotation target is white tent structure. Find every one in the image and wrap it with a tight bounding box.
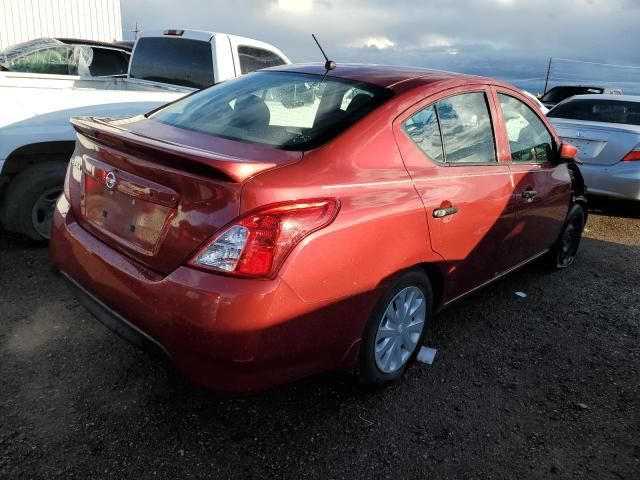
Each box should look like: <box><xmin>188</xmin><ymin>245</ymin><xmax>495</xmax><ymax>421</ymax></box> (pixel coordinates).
<box><xmin>0</xmin><ymin>0</ymin><xmax>123</xmax><ymax>50</ymax></box>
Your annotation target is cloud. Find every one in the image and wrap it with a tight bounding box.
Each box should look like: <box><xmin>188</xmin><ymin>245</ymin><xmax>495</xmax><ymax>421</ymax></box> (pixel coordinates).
<box><xmin>120</xmin><ymin>0</ymin><xmax>640</xmax><ymax>92</ymax></box>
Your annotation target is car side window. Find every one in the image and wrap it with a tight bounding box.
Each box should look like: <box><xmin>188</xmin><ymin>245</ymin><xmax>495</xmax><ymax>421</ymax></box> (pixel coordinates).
<box><xmin>89</xmin><ymin>48</ymin><xmax>130</xmax><ymax>76</ymax></box>
<box><xmin>8</xmin><ymin>46</ymin><xmax>78</xmax><ymax>75</ymax></box>
<box><xmin>436</xmin><ymin>92</ymin><xmax>497</xmax><ymax>164</ymax></box>
<box><xmin>403</xmin><ymin>105</ymin><xmax>445</xmax><ymax>163</ymax></box>
<box><xmin>238</xmin><ymin>46</ymin><xmax>286</xmax><ymax>74</ymax></box>
<box><xmin>498</xmin><ymin>93</ymin><xmax>553</xmax><ymax>163</ymax></box>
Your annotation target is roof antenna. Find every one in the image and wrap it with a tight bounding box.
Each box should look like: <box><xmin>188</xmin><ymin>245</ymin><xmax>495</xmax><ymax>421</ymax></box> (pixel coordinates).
<box><xmin>312</xmin><ymin>33</ymin><xmax>336</xmax><ymax>71</ymax></box>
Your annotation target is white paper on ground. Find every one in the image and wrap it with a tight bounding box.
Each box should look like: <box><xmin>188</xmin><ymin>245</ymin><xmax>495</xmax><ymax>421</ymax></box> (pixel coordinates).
<box><xmin>515</xmin><ymin>291</ymin><xmax>528</xmax><ymax>298</ymax></box>
<box><xmin>417</xmin><ymin>346</ymin><xmax>437</xmax><ymax>365</ymax></box>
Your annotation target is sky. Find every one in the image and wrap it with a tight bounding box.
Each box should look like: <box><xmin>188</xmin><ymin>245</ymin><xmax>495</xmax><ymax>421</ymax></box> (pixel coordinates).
<box><xmin>121</xmin><ymin>0</ymin><xmax>640</xmax><ymax>94</ymax></box>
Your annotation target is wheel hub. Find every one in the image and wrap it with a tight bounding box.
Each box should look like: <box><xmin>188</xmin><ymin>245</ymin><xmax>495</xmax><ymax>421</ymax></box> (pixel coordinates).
<box><xmin>374</xmin><ymin>286</ymin><xmax>426</xmax><ymax>374</ymax></box>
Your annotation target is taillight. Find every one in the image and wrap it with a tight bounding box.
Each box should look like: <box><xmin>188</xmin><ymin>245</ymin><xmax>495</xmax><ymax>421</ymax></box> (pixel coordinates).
<box><xmin>623</xmin><ymin>144</ymin><xmax>640</xmax><ymax>161</ymax></box>
<box><xmin>188</xmin><ymin>199</ymin><xmax>340</xmax><ymax>278</ymax></box>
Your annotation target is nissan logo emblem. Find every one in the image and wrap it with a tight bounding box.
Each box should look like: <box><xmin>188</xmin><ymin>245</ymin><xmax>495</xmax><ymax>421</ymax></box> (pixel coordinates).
<box><xmin>105</xmin><ymin>171</ymin><xmax>117</xmax><ymax>189</ymax></box>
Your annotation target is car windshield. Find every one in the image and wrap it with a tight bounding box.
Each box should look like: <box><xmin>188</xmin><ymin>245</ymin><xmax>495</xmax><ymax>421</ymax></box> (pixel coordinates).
<box><xmin>150</xmin><ymin>71</ymin><xmax>393</xmax><ymax>150</ymax></box>
<box><xmin>541</xmin><ymin>86</ymin><xmax>604</xmax><ymax>103</ymax></box>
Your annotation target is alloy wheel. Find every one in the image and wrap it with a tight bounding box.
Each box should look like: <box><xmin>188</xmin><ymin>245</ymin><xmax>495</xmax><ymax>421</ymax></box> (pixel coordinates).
<box><xmin>374</xmin><ymin>286</ymin><xmax>426</xmax><ymax>374</ymax></box>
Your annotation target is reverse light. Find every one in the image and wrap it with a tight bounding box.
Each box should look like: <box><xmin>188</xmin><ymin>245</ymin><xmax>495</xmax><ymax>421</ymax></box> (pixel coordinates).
<box><xmin>623</xmin><ymin>144</ymin><xmax>640</xmax><ymax>162</ymax></box>
<box><xmin>189</xmin><ymin>199</ymin><xmax>340</xmax><ymax>278</ymax></box>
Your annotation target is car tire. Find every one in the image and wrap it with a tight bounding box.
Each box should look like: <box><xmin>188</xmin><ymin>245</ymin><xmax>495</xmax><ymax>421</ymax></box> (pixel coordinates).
<box><xmin>0</xmin><ymin>162</ymin><xmax>67</xmax><ymax>241</ymax></box>
<box><xmin>356</xmin><ymin>269</ymin><xmax>433</xmax><ymax>387</ymax></box>
<box><xmin>548</xmin><ymin>203</ymin><xmax>586</xmax><ymax>270</ymax></box>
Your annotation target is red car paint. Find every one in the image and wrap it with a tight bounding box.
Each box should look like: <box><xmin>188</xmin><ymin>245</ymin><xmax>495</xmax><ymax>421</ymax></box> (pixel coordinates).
<box><xmin>50</xmin><ymin>64</ymin><xmax>575</xmax><ymax>392</ymax></box>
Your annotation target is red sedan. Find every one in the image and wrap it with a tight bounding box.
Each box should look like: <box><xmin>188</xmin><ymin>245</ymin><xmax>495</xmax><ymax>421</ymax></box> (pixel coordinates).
<box><xmin>50</xmin><ymin>64</ymin><xmax>586</xmax><ymax>392</ymax></box>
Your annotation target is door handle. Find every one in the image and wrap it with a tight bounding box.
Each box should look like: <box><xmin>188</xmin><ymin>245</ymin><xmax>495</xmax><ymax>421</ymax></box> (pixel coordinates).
<box><xmin>521</xmin><ymin>189</ymin><xmax>538</xmax><ymax>199</ymax></box>
<box><xmin>433</xmin><ymin>205</ymin><xmax>459</xmax><ymax>218</ymax></box>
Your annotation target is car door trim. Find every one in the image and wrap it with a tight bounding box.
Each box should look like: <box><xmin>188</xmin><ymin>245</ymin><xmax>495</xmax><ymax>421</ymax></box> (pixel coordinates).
<box><xmin>440</xmin><ymin>248</ymin><xmax>549</xmax><ymax>308</ymax></box>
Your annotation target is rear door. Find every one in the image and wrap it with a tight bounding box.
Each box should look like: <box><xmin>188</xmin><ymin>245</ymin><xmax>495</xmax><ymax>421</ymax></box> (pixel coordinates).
<box><xmin>493</xmin><ymin>89</ymin><xmax>571</xmax><ymax>263</ymax></box>
<box><xmin>394</xmin><ymin>86</ymin><xmax>516</xmax><ymax>302</ymax></box>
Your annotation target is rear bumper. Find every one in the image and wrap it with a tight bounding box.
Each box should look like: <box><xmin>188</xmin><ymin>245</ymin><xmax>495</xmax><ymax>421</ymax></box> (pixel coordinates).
<box><xmin>582</xmin><ymin>162</ymin><xmax>640</xmax><ymax>200</ymax></box>
<box><xmin>60</xmin><ymin>272</ymin><xmax>171</xmax><ymax>361</ymax></box>
<box><xmin>50</xmin><ymin>196</ymin><xmax>371</xmax><ymax>392</ymax></box>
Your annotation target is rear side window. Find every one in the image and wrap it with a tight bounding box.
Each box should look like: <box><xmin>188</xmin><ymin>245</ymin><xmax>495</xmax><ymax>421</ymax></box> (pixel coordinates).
<box><xmin>499</xmin><ymin>94</ymin><xmax>553</xmax><ymax>163</ymax></box>
<box><xmin>238</xmin><ymin>46</ymin><xmax>286</xmax><ymax>74</ymax></box>
<box><xmin>403</xmin><ymin>105</ymin><xmax>444</xmax><ymax>163</ymax></box>
<box><xmin>437</xmin><ymin>93</ymin><xmax>496</xmax><ymax>164</ymax></box>
<box><xmin>130</xmin><ymin>38</ymin><xmax>214</xmax><ymax>89</ymax></box>
<box><xmin>89</xmin><ymin>48</ymin><xmax>129</xmax><ymax>76</ymax></box>
<box><xmin>403</xmin><ymin>92</ymin><xmax>496</xmax><ymax>164</ymax></box>
<box><xmin>548</xmin><ymin>99</ymin><xmax>640</xmax><ymax>126</ymax></box>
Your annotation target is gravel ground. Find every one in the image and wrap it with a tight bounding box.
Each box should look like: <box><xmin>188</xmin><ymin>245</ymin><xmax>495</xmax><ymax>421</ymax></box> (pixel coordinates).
<box><xmin>1</xmin><ymin>199</ymin><xmax>638</xmax><ymax>480</ymax></box>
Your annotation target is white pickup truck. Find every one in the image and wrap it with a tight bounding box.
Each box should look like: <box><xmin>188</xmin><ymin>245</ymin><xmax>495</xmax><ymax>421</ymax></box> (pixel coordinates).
<box><xmin>0</xmin><ymin>29</ymin><xmax>289</xmax><ymax>240</ymax></box>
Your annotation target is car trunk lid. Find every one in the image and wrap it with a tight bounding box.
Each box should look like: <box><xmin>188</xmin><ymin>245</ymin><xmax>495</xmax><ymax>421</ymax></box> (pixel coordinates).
<box><xmin>69</xmin><ymin>116</ymin><xmax>302</xmax><ymax>275</ymax></box>
<box><xmin>550</xmin><ymin>118</ymin><xmax>640</xmax><ymax>166</ymax></box>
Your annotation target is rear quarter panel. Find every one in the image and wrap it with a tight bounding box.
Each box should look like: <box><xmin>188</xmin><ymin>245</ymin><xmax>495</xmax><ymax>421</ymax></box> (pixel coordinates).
<box><xmin>240</xmin><ymin>99</ymin><xmax>443</xmax><ymax>305</ymax></box>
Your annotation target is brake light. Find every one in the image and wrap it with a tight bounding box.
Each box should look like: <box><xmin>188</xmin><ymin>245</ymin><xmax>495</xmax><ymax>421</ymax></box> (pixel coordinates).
<box><xmin>163</xmin><ymin>29</ymin><xmax>184</xmax><ymax>36</ymax></box>
<box><xmin>623</xmin><ymin>144</ymin><xmax>640</xmax><ymax>161</ymax></box>
<box><xmin>188</xmin><ymin>199</ymin><xmax>340</xmax><ymax>278</ymax></box>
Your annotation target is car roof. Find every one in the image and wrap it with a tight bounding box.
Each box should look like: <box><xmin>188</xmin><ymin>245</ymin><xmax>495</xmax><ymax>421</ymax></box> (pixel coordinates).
<box><xmin>559</xmin><ymin>94</ymin><xmax>640</xmax><ymax>102</ymax></box>
<box><xmin>547</xmin><ymin>85</ymin><xmax>616</xmax><ymax>90</ymax></box>
<box><xmin>56</xmin><ymin>38</ymin><xmax>132</xmax><ymax>51</ymax></box>
<box><xmin>265</xmin><ymin>63</ymin><xmax>496</xmax><ymax>89</ymax></box>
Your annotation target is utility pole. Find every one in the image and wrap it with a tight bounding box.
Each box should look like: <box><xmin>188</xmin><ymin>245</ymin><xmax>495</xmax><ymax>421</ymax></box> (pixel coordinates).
<box><xmin>543</xmin><ymin>57</ymin><xmax>552</xmax><ymax>95</ymax></box>
<box><xmin>132</xmin><ymin>22</ymin><xmax>141</xmax><ymax>40</ymax></box>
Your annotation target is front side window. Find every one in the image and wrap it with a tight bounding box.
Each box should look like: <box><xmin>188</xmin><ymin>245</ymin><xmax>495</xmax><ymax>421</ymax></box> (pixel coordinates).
<box><xmin>238</xmin><ymin>46</ymin><xmax>286</xmax><ymax>74</ymax></box>
<box><xmin>499</xmin><ymin>94</ymin><xmax>553</xmax><ymax>163</ymax></box>
<box><xmin>130</xmin><ymin>38</ymin><xmax>214</xmax><ymax>89</ymax></box>
<box><xmin>437</xmin><ymin>92</ymin><xmax>496</xmax><ymax>164</ymax></box>
<box><xmin>89</xmin><ymin>48</ymin><xmax>130</xmax><ymax>76</ymax></box>
<box><xmin>151</xmin><ymin>71</ymin><xmax>392</xmax><ymax>150</ymax></box>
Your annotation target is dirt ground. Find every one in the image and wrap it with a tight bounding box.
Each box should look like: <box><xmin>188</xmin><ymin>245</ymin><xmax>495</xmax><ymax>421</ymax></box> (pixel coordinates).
<box><xmin>1</xmin><ymin>198</ymin><xmax>638</xmax><ymax>480</ymax></box>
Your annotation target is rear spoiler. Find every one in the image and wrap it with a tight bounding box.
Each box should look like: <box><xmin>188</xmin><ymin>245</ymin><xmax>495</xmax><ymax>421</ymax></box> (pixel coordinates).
<box><xmin>70</xmin><ymin>116</ymin><xmax>278</xmax><ymax>183</ymax></box>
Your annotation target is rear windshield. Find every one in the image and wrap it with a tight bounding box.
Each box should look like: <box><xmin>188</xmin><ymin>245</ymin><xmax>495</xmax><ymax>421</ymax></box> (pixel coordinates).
<box><xmin>150</xmin><ymin>71</ymin><xmax>392</xmax><ymax>150</ymax></box>
<box><xmin>548</xmin><ymin>99</ymin><xmax>640</xmax><ymax>125</ymax></box>
<box><xmin>129</xmin><ymin>37</ymin><xmax>214</xmax><ymax>89</ymax></box>
<box><xmin>540</xmin><ymin>86</ymin><xmax>603</xmax><ymax>103</ymax></box>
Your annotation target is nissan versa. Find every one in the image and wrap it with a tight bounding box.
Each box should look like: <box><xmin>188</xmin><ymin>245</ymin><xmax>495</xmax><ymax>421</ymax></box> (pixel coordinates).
<box><xmin>50</xmin><ymin>64</ymin><xmax>587</xmax><ymax>392</ymax></box>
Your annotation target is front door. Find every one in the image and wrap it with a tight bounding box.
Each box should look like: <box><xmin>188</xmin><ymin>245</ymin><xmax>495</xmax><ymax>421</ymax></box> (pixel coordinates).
<box><xmin>394</xmin><ymin>87</ymin><xmax>516</xmax><ymax>302</ymax></box>
<box><xmin>493</xmin><ymin>91</ymin><xmax>572</xmax><ymax>263</ymax></box>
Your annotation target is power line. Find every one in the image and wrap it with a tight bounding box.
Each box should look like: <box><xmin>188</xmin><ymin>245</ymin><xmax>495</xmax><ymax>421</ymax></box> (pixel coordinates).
<box><xmin>552</xmin><ymin>57</ymin><xmax>640</xmax><ymax>70</ymax></box>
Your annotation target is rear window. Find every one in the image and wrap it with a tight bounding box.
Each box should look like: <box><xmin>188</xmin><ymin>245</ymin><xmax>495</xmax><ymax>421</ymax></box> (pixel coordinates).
<box><xmin>540</xmin><ymin>86</ymin><xmax>603</xmax><ymax>103</ymax></box>
<box><xmin>130</xmin><ymin>37</ymin><xmax>214</xmax><ymax>89</ymax></box>
<box><xmin>548</xmin><ymin>99</ymin><xmax>640</xmax><ymax>125</ymax></box>
<box><xmin>150</xmin><ymin>71</ymin><xmax>392</xmax><ymax>150</ymax></box>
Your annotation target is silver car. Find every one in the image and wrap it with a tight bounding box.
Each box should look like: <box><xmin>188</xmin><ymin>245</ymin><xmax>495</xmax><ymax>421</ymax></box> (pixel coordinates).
<box><xmin>548</xmin><ymin>94</ymin><xmax>640</xmax><ymax>200</ymax></box>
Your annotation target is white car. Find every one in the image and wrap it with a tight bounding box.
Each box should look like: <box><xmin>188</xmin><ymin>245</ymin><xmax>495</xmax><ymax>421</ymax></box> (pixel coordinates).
<box><xmin>548</xmin><ymin>94</ymin><xmax>640</xmax><ymax>201</ymax></box>
<box><xmin>522</xmin><ymin>90</ymin><xmax>549</xmax><ymax>114</ymax></box>
<box><xmin>0</xmin><ymin>29</ymin><xmax>289</xmax><ymax>240</ymax></box>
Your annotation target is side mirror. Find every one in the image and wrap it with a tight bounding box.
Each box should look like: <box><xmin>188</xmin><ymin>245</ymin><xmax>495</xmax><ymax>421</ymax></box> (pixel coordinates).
<box><xmin>558</xmin><ymin>142</ymin><xmax>582</xmax><ymax>164</ymax></box>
